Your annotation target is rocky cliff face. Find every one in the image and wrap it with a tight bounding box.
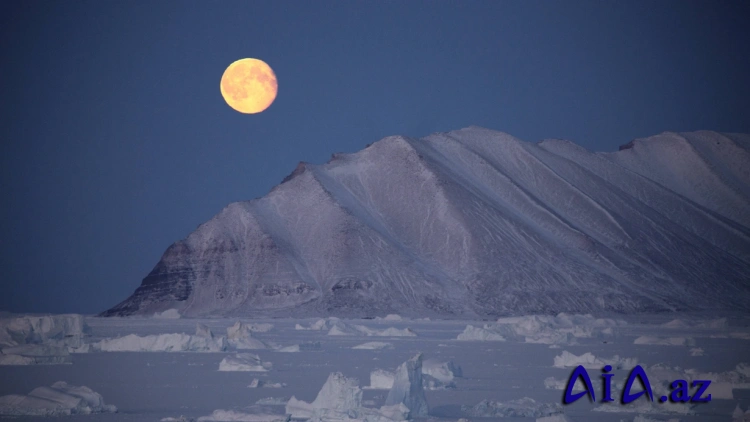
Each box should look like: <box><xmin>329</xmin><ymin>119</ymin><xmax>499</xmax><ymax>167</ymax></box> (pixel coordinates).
<box><xmin>102</xmin><ymin>127</ymin><xmax>750</xmax><ymax>317</ymax></box>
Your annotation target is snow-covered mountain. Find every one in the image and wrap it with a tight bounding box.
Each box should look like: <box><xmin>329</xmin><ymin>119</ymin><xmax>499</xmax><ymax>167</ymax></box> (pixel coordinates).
<box><xmin>102</xmin><ymin>127</ymin><xmax>750</xmax><ymax>317</ymax></box>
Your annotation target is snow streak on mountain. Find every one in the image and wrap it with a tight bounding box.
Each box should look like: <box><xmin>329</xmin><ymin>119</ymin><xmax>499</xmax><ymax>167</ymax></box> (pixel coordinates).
<box><xmin>103</xmin><ymin>128</ymin><xmax>750</xmax><ymax>317</ymax></box>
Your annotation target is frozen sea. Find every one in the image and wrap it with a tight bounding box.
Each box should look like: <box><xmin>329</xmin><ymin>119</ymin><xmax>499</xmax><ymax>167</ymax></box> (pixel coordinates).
<box><xmin>1</xmin><ymin>312</ymin><xmax>749</xmax><ymax>421</ymax></box>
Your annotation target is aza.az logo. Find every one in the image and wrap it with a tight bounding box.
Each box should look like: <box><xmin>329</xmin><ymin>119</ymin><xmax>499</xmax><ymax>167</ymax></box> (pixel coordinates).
<box><xmin>563</xmin><ymin>365</ymin><xmax>712</xmax><ymax>404</ymax></box>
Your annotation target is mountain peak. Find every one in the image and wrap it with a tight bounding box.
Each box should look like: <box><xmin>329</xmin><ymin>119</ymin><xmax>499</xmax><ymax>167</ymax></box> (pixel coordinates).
<box><xmin>102</xmin><ymin>129</ymin><xmax>750</xmax><ymax>318</ymax></box>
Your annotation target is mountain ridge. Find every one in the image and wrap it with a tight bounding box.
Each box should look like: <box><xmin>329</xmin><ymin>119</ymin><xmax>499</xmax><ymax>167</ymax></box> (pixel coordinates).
<box><xmin>102</xmin><ymin>127</ymin><xmax>750</xmax><ymax>318</ymax></box>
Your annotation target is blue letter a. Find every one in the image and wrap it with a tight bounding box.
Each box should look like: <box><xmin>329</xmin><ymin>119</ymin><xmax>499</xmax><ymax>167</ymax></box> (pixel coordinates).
<box><xmin>563</xmin><ymin>365</ymin><xmax>596</xmax><ymax>404</ymax></box>
<box><xmin>622</xmin><ymin>365</ymin><xmax>654</xmax><ymax>404</ymax></box>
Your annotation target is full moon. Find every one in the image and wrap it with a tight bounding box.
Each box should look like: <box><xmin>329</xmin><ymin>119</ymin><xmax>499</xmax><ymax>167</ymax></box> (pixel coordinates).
<box><xmin>220</xmin><ymin>58</ymin><xmax>277</xmax><ymax>114</ymax></box>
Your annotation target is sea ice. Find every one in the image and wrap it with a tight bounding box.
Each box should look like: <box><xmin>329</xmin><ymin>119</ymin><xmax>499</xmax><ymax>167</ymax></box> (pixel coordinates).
<box><xmin>226</xmin><ymin>321</ymin><xmax>271</xmax><ymax>350</ymax></box>
<box><xmin>633</xmin><ymin>336</ymin><xmax>695</xmax><ymax>346</ymax></box>
<box><xmin>553</xmin><ymin>351</ymin><xmax>638</xmax><ymax>370</ymax></box>
<box><xmin>421</xmin><ymin>374</ymin><xmax>455</xmax><ymax>391</ymax></box>
<box><xmin>0</xmin><ymin>381</ymin><xmax>116</xmax><ymax>416</ymax></box>
<box><xmin>367</xmin><ymin>370</ymin><xmax>395</xmax><ymax>390</ymax></box>
<box><xmin>277</xmin><ymin>342</ymin><xmax>322</xmax><ymax>352</ymax></box>
<box><xmin>95</xmin><ymin>333</ymin><xmax>227</xmax><ymax>352</ymax></box>
<box><xmin>381</xmin><ymin>314</ymin><xmax>403</xmax><ymax>321</ymax></box>
<box><xmin>255</xmin><ymin>397</ymin><xmax>290</xmax><ymax>405</ymax></box>
<box><xmin>196</xmin><ymin>409</ymin><xmax>288</xmax><ymax>421</ymax></box>
<box><xmin>218</xmin><ymin>353</ymin><xmax>271</xmax><ymax>372</ymax></box>
<box><xmin>153</xmin><ymin>309</ymin><xmax>181</xmax><ymax>319</ymax></box>
<box><xmin>492</xmin><ymin>313</ymin><xmax>624</xmax><ymax>344</ymax></box>
<box><xmin>327</xmin><ymin>320</ymin><xmax>363</xmax><ymax>336</ymax></box>
<box><xmin>421</xmin><ymin>359</ymin><xmax>462</xmax><ymax>383</ymax></box>
<box><xmin>358</xmin><ymin>327</ymin><xmax>416</xmax><ymax>337</ymax></box>
<box><xmin>353</xmin><ymin>342</ymin><xmax>393</xmax><ymax>350</ymax></box>
<box><xmin>296</xmin><ymin>318</ymin><xmax>344</xmax><ymax>331</ymax></box>
<box><xmin>661</xmin><ymin>318</ymin><xmax>727</xmax><ymax>330</ymax></box>
<box><xmin>295</xmin><ymin>318</ymin><xmax>413</xmax><ymax>337</ymax></box>
<box><xmin>462</xmin><ymin>397</ymin><xmax>563</xmax><ymax>418</ymax></box>
<box><xmin>0</xmin><ymin>314</ymin><xmax>89</xmax><ymax>350</ymax></box>
<box><xmin>285</xmin><ymin>369</ymin><xmax>414</xmax><ymax>421</ymax></box>
<box><xmin>286</xmin><ymin>372</ymin><xmax>362</xmax><ymax>418</ymax></box>
<box><xmin>0</xmin><ymin>344</ymin><xmax>72</xmax><ymax>365</ymax></box>
<box><xmin>456</xmin><ymin>325</ymin><xmax>506</xmax><ymax>341</ymax></box>
<box><xmin>308</xmin><ymin>405</ymin><xmax>408</xmax><ymax>422</ymax></box>
<box><xmin>365</xmin><ymin>360</ymin><xmax>460</xmax><ymax>391</ymax></box>
<box><xmin>248</xmin><ymin>379</ymin><xmax>285</xmax><ymax>388</ymax></box>
<box><xmin>195</xmin><ymin>324</ymin><xmax>214</xmax><ymax>339</ymax></box>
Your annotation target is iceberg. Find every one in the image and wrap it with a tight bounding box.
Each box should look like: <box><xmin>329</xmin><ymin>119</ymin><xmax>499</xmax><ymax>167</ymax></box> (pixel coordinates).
<box><xmin>384</xmin><ymin>353</ymin><xmax>428</xmax><ymax>417</ymax></box>
<box><xmin>0</xmin><ymin>381</ymin><xmax>116</xmax><ymax>416</ymax></box>
<box><xmin>226</xmin><ymin>321</ymin><xmax>270</xmax><ymax>350</ymax></box>
<box><xmin>95</xmin><ymin>333</ymin><xmax>227</xmax><ymax>352</ymax></box>
<box><xmin>456</xmin><ymin>325</ymin><xmax>506</xmax><ymax>341</ymax></box>
<box><xmin>218</xmin><ymin>353</ymin><xmax>271</xmax><ymax>372</ymax></box>
<box><xmin>0</xmin><ymin>344</ymin><xmax>72</xmax><ymax>365</ymax></box>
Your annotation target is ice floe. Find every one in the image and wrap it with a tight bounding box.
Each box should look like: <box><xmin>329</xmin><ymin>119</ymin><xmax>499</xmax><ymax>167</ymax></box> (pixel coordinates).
<box><xmin>195</xmin><ymin>324</ymin><xmax>215</xmax><ymax>339</ymax></box>
<box><xmin>366</xmin><ymin>359</ymin><xmax>461</xmax><ymax>391</ymax></box>
<box><xmin>248</xmin><ymin>378</ymin><xmax>286</xmax><ymax>388</ymax></box>
<box><xmin>689</xmin><ymin>347</ymin><xmax>705</xmax><ymax>356</ymax></box>
<box><xmin>95</xmin><ymin>333</ymin><xmax>227</xmax><ymax>352</ymax></box>
<box><xmin>218</xmin><ymin>353</ymin><xmax>271</xmax><ymax>372</ymax></box>
<box><xmin>0</xmin><ymin>381</ymin><xmax>116</xmax><ymax>416</ymax></box>
<box><xmin>456</xmin><ymin>325</ymin><xmax>506</xmax><ymax>341</ymax></box>
<box><xmin>227</xmin><ymin>321</ymin><xmax>272</xmax><ymax>350</ymax></box>
<box><xmin>460</xmin><ymin>313</ymin><xmax>626</xmax><ymax>345</ymax></box>
<box><xmin>553</xmin><ymin>350</ymin><xmax>638</xmax><ymax>370</ymax></box>
<box><xmin>358</xmin><ymin>327</ymin><xmax>415</xmax><ymax>337</ymax></box>
<box><xmin>660</xmin><ymin>318</ymin><xmax>727</xmax><ymax>330</ymax></box>
<box><xmin>633</xmin><ymin>336</ymin><xmax>695</xmax><ymax>346</ymax></box>
<box><xmin>462</xmin><ymin>397</ymin><xmax>563</xmax><ymax>418</ymax></box>
<box><xmin>294</xmin><ymin>318</ymin><xmax>415</xmax><ymax>337</ymax></box>
<box><xmin>352</xmin><ymin>342</ymin><xmax>393</xmax><ymax>350</ymax></box>
<box><xmin>287</xmin><ymin>355</ymin><xmax>425</xmax><ymax>421</ymax></box>
<box><xmin>380</xmin><ymin>314</ymin><xmax>404</xmax><ymax>321</ymax></box>
<box><xmin>422</xmin><ymin>359</ymin><xmax>462</xmax><ymax>383</ymax></box>
<box><xmin>153</xmin><ymin>309</ymin><xmax>181</xmax><ymax>319</ymax></box>
<box><xmin>255</xmin><ymin>397</ymin><xmax>290</xmax><ymax>405</ymax></box>
<box><xmin>0</xmin><ymin>344</ymin><xmax>72</xmax><ymax>365</ymax></box>
<box><xmin>286</xmin><ymin>372</ymin><xmax>363</xmax><ymax>418</ymax></box>
<box><xmin>366</xmin><ymin>369</ymin><xmax>396</xmax><ymax>390</ymax></box>
<box><xmin>0</xmin><ymin>314</ymin><xmax>90</xmax><ymax>353</ymax></box>
<box><xmin>277</xmin><ymin>342</ymin><xmax>323</xmax><ymax>352</ymax></box>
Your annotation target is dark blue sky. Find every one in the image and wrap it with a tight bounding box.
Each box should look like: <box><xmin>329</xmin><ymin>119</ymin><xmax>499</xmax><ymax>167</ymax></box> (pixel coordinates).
<box><xmin>1</xmin><ymin>0</ymin><xmax>749</xmax><ymax>314</ymax></box>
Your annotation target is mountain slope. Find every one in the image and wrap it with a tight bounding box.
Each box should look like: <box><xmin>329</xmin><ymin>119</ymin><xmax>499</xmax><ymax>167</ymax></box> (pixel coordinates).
<box><xmin>102</xmin><ymin>127</ymin><xmax>750</xmax><ymax>317</ymax></box>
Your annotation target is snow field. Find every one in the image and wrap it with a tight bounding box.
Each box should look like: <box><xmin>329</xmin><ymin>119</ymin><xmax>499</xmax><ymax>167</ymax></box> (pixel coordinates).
<box><xmin>1</xmin><ymin>313</ymin><xmax>749</xmax><ymax>421</ymax></box>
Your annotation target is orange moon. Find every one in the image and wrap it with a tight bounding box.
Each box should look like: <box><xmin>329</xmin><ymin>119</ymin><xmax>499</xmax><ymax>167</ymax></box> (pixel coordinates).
<box><xmin>220</xmin><ymin>58</ymin><xmax>277</xmax><ymax>114</ymax></box>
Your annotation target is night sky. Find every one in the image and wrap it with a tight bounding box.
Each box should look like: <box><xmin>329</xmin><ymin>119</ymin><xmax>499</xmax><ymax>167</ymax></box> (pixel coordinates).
<box><xmin>1</xmin><ymin>1</ymin><xmax>749</xmax><ymax>314</ymax></box>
